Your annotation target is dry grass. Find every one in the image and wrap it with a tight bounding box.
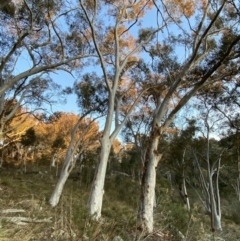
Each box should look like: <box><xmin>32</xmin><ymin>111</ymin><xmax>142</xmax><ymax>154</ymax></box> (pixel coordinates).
<box><xmin>0</xmin><ymin>167</ymin><xmax>137</xmax><ymax>241</ymax></box>
<box><xmin>1</xmin><ymin>166</ymin><xmax>240</xmax><ymax>241</ymax></box>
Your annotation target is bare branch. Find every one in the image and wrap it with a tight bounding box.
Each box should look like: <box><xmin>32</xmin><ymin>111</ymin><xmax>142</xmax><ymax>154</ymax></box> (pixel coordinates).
<box><xmin>80</xmin><ymin>0</ymin><xmax>111</xmax><ymax>91</ymax></box>
<box><xmin>0</xmin><ymin>54</ymin><xmax>98</xmax><ymax>96</ymax></box>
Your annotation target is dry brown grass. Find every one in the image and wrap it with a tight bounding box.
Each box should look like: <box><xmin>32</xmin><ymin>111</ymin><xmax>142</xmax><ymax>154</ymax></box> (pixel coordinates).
<box><xmin>1</xmin><ymin>166</ymin><xmax>240</xmax><ymax>241</ymax></box>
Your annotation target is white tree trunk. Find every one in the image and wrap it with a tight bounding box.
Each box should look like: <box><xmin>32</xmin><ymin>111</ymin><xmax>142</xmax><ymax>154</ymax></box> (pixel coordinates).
<box><xmin>182</xmin><ymin>177</ymin><xmax>190</xmax><ymax>212</ymax></box>
<box><xmin>50</xmin><ymin>154</ymin><xmax>57</xmax><ymax>168</ymax></box>
<box><xmin>181</xmin><ymin>149</ymin><xmax>190</xmax><ymax>212</ymax></box>
<box><xmin>88</xmin><ymin>137</ymin><xmax>111</xmax><ymax>219</ymax></box>
<box><xmin>205</xmin><ymin>123</ymin><xmax>223</xmax><ymax>231</ymax></box>
<box><xmin>137</xmin><ymin>133</ymin><xmax>162</xmax><ymax>233</ymax></box>
<box><xmin>213</xmin><ymin>205</ymin><xmax>222</xmax><ymax>231</ymax></box>
<box><xmin>49</xmin><ymin>151</ymin><xmax>74</xmax><ymax>207</ymax></box>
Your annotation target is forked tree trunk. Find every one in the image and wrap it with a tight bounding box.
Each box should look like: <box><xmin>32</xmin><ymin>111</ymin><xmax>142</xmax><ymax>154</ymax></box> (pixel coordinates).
<box><xmin>206</xmin><ymin>122</ymin><xmax>223</xmax><ymax>232</ymax></box>
<box><xmin>212</xmin><ymin>198</ymin><xmax>222</xmax><ymax>231</ymax></box>
<box><xmin>208</xmin><ymin>172</ymin><xmax>222</xmax><ymax>231</ymax></box>
<box><xmin>88</xmin><ymin>137</ymin><xmax>111</xmax><ymax>219</ymax></box>
<box><xmin>194</xmin><ymin>152</ymin><xmax>223</xmax><ymax>231</ymax></box>
<box><xmin>193</xmin><ymin>119</ymin><xmax>224</xmax><ymax>232</ymax></box>
<box><xmin>137</xmin><ymin>129</ymin><xmax>162</xmax><ymax>233</ymax></box>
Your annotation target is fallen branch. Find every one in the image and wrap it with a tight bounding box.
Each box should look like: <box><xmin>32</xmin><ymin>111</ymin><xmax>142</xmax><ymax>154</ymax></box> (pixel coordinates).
<box><xmin>1</xmin><ymin>209</ymin><xmax>25</xmax><ymax>214</ymax></box>
<box><xmin>1</xmin><ymin>216</ymin><xmax>52</xmax><ymax>225</ymax></box>
<box><xmin>111</xmin><ymin>170</ymin><xmax>132</xmax><ymax>177</ymax></box>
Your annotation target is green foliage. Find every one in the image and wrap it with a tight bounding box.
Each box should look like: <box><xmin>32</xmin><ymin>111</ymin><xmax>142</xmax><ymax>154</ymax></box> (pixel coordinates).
<box><xmin>166</xmin><ymin>202</ymin><xmax>189</xmax><ymax>233</ymax></box>
<box><xmin>0</xmin><ymin>1</ymin><xmax>15</xmax><ymax>17</ymax></box>
<box><xmin>66</xmin><ymin>31</ymin><xmax>84</xmax><ymax>49</ymax></box>
<box><xmin>218</xmin><ymin>31</ymin><xmax>239</xmax><ymax>58</ymax></box>
<box><xmin>79</xmin><ymin>166</ymin><xmax>95</xmax><ymax>187</ymax></box>
<box><xmin>74</xmin><ymin>73</ymin><xmax>107</xmax><ymax>114</ymax></box>
<box><xmin>227</xmin><ymin>201</ymin><xmax>240</xmax><ymax>225</ymax></box>
<box><xmin>35</xmin><ymin>153</ymin><xmax>51</xmax><ymax>165</ymax></box>
<box><xmin>61</xmin><ymin>86</ymin><xmax>73</xmax><ymax>95</ymax></box>
<box><xmin>156</xmin><ymin>176</ymin><xmax>172</xmax><ymax>190</ymax></box>
<box><xmin>52</xmin><ymin>136</ymin><xmax>66</xmax><ymax>149</ymax></box>
<box><xmin>105</xmin><ymin>175</ymin><xmax>139</xmax><ymax>208</ymax></box>
<box><xmin>1</xmin><ymin>163</ymin><xmax>240</xmax><ymax>240</ymax></box>
<box><xmin>45</xmin><ymin>111</ymin><xmax>63</xmax><ymax>123</ymax></box>
<box><xmin>120</xmin><ymin>148</ymin><xmax>141</xmax><ymax>177</ymax></box>
<box><xmin>17</xmin><ymin>0</ymin><xmax>62</xmax><ymax>26</ymax></box>
<box><xmin>137</xmin><ymin>28</ymin><xmax>155</xmax><ymax>43</ymax></box>
<box><xmin>21</xmin><ymin>127</ymin><xmax>36</xmax><ymax>146</ymax></box>
<box><xmin>3</xmin><ymin>98</ymin><xmax>18</xmax><ymax>117</ymax></box>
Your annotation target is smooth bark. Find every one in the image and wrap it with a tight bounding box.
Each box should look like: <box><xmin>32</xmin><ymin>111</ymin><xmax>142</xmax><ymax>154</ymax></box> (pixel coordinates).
<box><xmin>88</xmin><ymin>137</ymin><xmax>111</xmax><ymax>219</ymax></box>
<box><xmin>137</xmin><ymin>127</ymin><xmax>162</xmax><ymax>232</ymax></box>
<box><xmin>180</xmin><ymin>149</ymin><xmax>190</xmax><ymax>212</ymax></box>
<box><xmin>82</xmin><ymin>0</ymin><xmax>163</xmax><ymax>221</ymax></box>
<box><xmin>136</xmin><ymin>0</ymin><xmax>240</xmax><ymax>233</ymax></box>
<box><xmin>49</xmin><ymin>114</ymin><xmax>91</xmax><ymax>207</ymax></box>
<box><xmin>49</xmin><ymin>150</ymin><xmax>75</xmax><ymax>207</ymax></box>
<box><xmin>192</xmin><ymin>115</ymin><xmax>224</xmax><ymax>231</ymax></box>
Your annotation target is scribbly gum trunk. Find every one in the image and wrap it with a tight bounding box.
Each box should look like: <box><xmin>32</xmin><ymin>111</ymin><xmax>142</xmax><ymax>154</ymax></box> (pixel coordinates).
<box><xmin>137</xmin><ymin>126</ymin><xmax>162</xmax><ymax>233</ymax></box>
<box><xmin>88</xmin><ymin>137</ymin><xmax>111</xmax><ymax>220</ymax></box>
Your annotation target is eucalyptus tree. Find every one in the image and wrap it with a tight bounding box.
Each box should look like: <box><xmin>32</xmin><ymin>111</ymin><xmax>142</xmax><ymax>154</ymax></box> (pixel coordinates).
<box><xmin>49</xmin><ymin>75</ymin><xmax>104</xmax><ymax>207</ymax></box>
<box><xmin>211</xmin><ymin>82</ymin><xmax>240</xmax><ymax>202</ymax></box>
<box><xmin>193</xmin><ymin>56</ymin><xmax>240</xmax><ymax>202</ymax></box>
<box><xmin>0</xmin><ymin>0</ymin><xmax>99</xmax><ymax>145</ymax></box>
<box><xmin>74</xmin><ymin>0</ymin><xmax>171</xmax><ymax>221</ymax></box>
<box><xmin>220</xmin><ymin>131</ymin><xmax>240</xmax><ymax>201</ymax></box>
<box><xmin>136</xmin><ymin>0</ymin><xmax>240</xmax><ymax>232</ymax></box>
<box><xmin>163</xmin><ymin>119</ymin><xmax>199</xmax><ymax>212</ymax></box>
<box><xmin>0</xmin><ymin>0</ymin><xmax>98</xmax><ymax>94</ymax></box>
<box><xmin>121</xmin><ymin>104</ymin><xmax>153</xmax><ymax>177</ymax></box>
<box><xmin>32</xmin><ymin>0</ymin><xmax>157</xmax><ymax>216</ymax></box>
<box><xmin>49</xmin><ymin>116</ymin><xmax>101</xmax><ymax>207</ymax></box>
<box><xmin>20</xmin><ymin>127</ymin><xmax>37</xmax><ymax>172</ymax></box>
<box><xmin>0</xmin><ymin>75</ymin><xmax>62</xmax><ymax>152</ymax></box>
<box><xmin>189</xmin><ymin>103</ymin><xmax>226</xmax><ymax>231</ymax></box>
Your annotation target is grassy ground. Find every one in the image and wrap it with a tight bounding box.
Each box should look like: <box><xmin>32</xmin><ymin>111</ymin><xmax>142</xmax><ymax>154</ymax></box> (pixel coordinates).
<box><xmin>0</xmin><ymin>165</ymin><xmax>240</xmax><ymax>241</ymax></box>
